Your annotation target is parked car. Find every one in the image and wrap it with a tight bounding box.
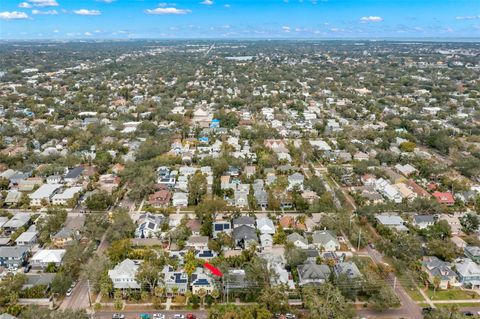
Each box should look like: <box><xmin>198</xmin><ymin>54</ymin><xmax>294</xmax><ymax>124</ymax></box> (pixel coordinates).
<box><xmin>186</xmin><ymin>314</ymin><xmax>196</xmax><ymax>319</ymax></box>
<box><xmin>173</xmin><ymin>315</ymin><xmax>185</xmax><ymax>319</ymax></box>
<box><xmin>140</xmin><ymin>314</ymin><xmax>151</xmax><ymax>319</ymax></box>
<box><xmin>70</xmin><ymin>281</ymin><xmax>77</xmax><ymax>288</ymax></box>
<box><xmin>24</xmin><ymin>265</ymin><xmax>31</xmax><ymax>273</ymax></box>
<box><xmin>153</xmin><ymin>314</ymin><xmax>165</xmax><ymax>319</ymax></box>
<box><xmin>66</xmin><ymin>288</ymin><xmax>73</xmax><ymax>297</ymax></box>
<box><xmin>112</xmin><ymin>314</ymin><xmax>125</xmax><ymax>319</ymax></box>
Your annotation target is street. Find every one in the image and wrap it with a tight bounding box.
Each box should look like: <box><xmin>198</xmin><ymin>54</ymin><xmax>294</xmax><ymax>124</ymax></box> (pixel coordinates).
<box><xmin>366</xmin><ymin>246</ymin><xmax>422</xmax><ymax>319</ymax></box>
<box><xmin>94</xmin><ymin>310</ymin><xmax>208</xmax><ymax>319</ymax></box>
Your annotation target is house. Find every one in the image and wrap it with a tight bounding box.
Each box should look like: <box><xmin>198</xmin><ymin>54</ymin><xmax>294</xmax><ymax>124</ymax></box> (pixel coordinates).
<box><xmin>286</xmin><ymin>232</ymin><xmax>309</xmax><ymax>249</ymax></box>
<box><xmin>287</xmin><ymin>173</ymin><xmax>304</xmax><ymax>191</ymax></box>
<box><xmin>333</xmin><ymin>262</ymin><xmax>362</xmax><ymax>279</ymax></box>
<box><xmin>260</xmin><ymin>233</ymin><xmax>273</xmax><ymax>250</ymax></box>
<box><xmin>454</xmin><ymin>258</ymin><xmax>480</xmax><ymax>288</ymax></box>
<box><xmin>375</xmin><ymin>213</ymin><xmax>408</xmax><ymax>231</ymax></box>
<box><xmin>256</xmin><ymin>217</ymin><xmax>275</xmax><ymax>235</ymax></box>
<box><xmin>172</xmin><ymin>192</ymin><xmax>188</xmax><ymax>207</ymax></box>
<box><xmin>234</xmin><ymin>189</ymin><xmax>249</xmax><ymax>208</ymax></box>
<box><xmin>148</xmin><ymin>190</ymin><xmax>172</xmax><ymax>208</ymax></box>
<box><xmin>395</xmin><ymin>164</ymin><xmax>418</xmax><ymax>177</ymax></box>
<box><xmin>4</xmin><ymin>190</ymin><xmax>22</xmax><ymax>206</ymax></box>
<box><xmin>0</xmin><ymin>313</ymin><xmax>18</xmax><ymax>319</ymax></box>
<box><xmin>353</xmin><ymin>152</ymin><xmax>369</xmax><ymax>161</ymax></box>
<box><xmin>52</xmin><ymin>186</ymin><xmax>82</xmax><ymax>205</ymax></box>
<box><xmin>232</xmin><ymin>225</ymin><xmax>258</xmax><ymax>249</ymax></box>
<box><xmin>254</xmin><ymin>189</ymin><xmax>268</xmax><ymax>208</ymax></box>
<box><xmin>422</xmin><ymin>256</ymin><xmax>458</xmax><ymax>289</ymax></box>
<box><xmin>196</xmin><ymin>249</ymin><xmax>217</xmax><ymax>260</ymax></box>
<box><xmin>108</xmin><ymin>259</ymin><xmax>141</xmax><ymax>289</ymax></box>
<box><xmin>297</xmin><ymin>262</ymin><xmax>331</xmax><ymax>286</ymax></box>
<box><xmin>451</xmin><ymin>236</ymin><xmax>467</xmax><ymax>249</ymax></box>
<box><xmin>186</xmin><ymin>235</ymin><xmax>209</xmax><ymax>251</ymax></box>
<box><xmin>52</xmin><ymin>228</ymin><xmax>79</xmax><ymax>248</ymax></box>
<box><xmin>212</xmin><ymin>221</ymin><xmax>232</xmax><ymax>238</ymax></box>
<box><xmin>312</xmin><ymin>230</ymin><xmax>340</xmax><ymax>252</ymax></box>
<box><xmin>3</xmin><ymin>213</ymin><xmax>30</xmax><ymax>235</ymax></box>
<box><xmin>374</xmin><ymin>178</ymin><xmax>402</xmax><ymax>203</ymax></box>
<box><xmin>191</xmin><ymin>270</ymin><xmax>216</xmax><ymax>295</ymax></box>
<box><xmin>439</xmin><ymin>212</ymin><xmax>466</xmax><ymax>235</ymax></box>
<box><xmin>232</xmin><ymin>216</ymin><xmax>255</xmax><ymax>228</ymax></box>
<box><xmin>465</xmin><ymin>246</ymin><xmax>480</xmax><ymax>264</ymax></box>
<box><xmin>433</xmin><ymin>191</ymin><xmax>455</xmax><ymax>206</ymax></box>
<box><xmin>29</xmin><ymin>184</ymin><xmax>62</xmax><ymax>206</ymax></box>
<box><xmin>30</xmin><ymin>249</ymin><xmax>66</xmax><ymax>268</ymax></box>
<box><xmin>163</xmin><ymin>267</ymin><xmax>189</xmax><ymax>294</ymax></box>
<box><xmin>15</xmin><ymin>230</ymin><xmax>37</xmax><ymax>247</ymax></box>
<box><xmin>186</xmin><ymin>219</ymin><xmax>202</xmax><ymax>236</ymax></box>
<box><xmin>46</xmin><ymin>175</ymin><xmax>62</xmax><ymax>184</ymax></box>
<box><xmin>135</xmin><ymin>213</ymin><xmax>167</xmax><ymax>238</ymax></box>
<box><xmin>64</xmin><ymin>166</ymin><xmax>84</xmax><ymax>185</ymax></box>
<box><xmin>0</xmin><ymin>246</ymin><xmax>28</xmax><ymax>268</ymax></box>
<box><xmin>413</xmin><ymin>215</ymin><xmax>435</xmax><ymax>229</ymax></box>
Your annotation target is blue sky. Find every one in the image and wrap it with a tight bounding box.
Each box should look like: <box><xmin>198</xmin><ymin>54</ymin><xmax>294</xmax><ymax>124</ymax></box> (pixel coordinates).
<box><xmin>0</xmin><ymin>0</ymin><xmax>479</xmax><ymax>39</ymax></box>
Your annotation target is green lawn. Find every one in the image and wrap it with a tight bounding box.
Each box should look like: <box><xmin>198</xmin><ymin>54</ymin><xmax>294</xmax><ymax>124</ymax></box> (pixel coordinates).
<box><xmin>427</xmin><ymin>289</ymin><xmax>479</xmax><ymax>301</ymax></box>
<box><xmin>435</xmin><ymin>302</ymin><xmax>480</xmax><ymax>308</ymax></box>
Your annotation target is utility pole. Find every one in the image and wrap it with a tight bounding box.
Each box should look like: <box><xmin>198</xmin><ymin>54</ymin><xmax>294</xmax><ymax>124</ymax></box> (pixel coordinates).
<box><xmin>357</xmin><ymin>228</ymin><xmax>362</xmax><ymax>251</ymax></box>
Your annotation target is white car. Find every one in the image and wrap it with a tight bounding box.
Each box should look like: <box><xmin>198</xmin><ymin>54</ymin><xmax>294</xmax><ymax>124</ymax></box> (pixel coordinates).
<box><xmin>66</xmin><ymin>288</ymin><xmax>73</xmax><ymax>297</ymax></box>
<box><xmin>153</xmin><ymin>314</ymin><xmax>165</xmax><ymax>319</ymax></box>
<box><xmin>173</xmin><ymin>315</ymin><xmax>185</xmax><ymax>319</ymax></box>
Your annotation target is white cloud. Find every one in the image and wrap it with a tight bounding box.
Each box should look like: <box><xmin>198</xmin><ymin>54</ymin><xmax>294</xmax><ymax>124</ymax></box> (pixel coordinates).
<box><xmin>74</xmin><ymin>9</ymin><xmax>101</xmax><ymax>15</ymax></box>
<box><xmin>53</xmin><ymin>29</ymin><xmax>59</xmax><ymax>32</ymax></box>
<box><xmin>84</xmin><ymin>32</ymin><xmax>93</xmax><ymax>36</ymax></box>
<box><xmin>96</xmin><ymin>0</ymin><xmax>115</xmax><ymax>2</ymax></box>
<box><xmin>360</xmin><ymin>16</ymin><xmax>383</xmax><ymax>23</ymax></box>
<box><xmin>224</xmin><ymin>4</ymin><xmax>231</xmax><ymax>8</ymax></box>
<box><xmin>0</xmin><ymin>11</ymin><xmax>29</xmax><ymax>20</ymax></box>
<box><xmin>145</xmin><ymin>7</ymin><xmax>191</xmax><ymax>14</ymax></box>
<box><xmin>282</xmin><ymin>26</ymin><xmax>291</xmax><ymax>32</ymax></box>
<box><xmin>201</xmin><ymin>0</ymin><xmax>213</xmax><ymax>5</ymax></box>
<box><xmin>32</xmin><ymin>9</ymin><xmax>58</xmax><ymax>15</ymax></box>
<box><xmin>456</xmin><ymin>15</ymin><xmax>480</xmax><ymax>20</ymax></box>
<box><xmin>29</xmin><ymin>0</ymin><xmax>59</xmax><ymax>7</ymax></box>
<box><xmin>18</xmin><ymin>2</ymin><xmax>32</xmax><ymax>8</ymax></box>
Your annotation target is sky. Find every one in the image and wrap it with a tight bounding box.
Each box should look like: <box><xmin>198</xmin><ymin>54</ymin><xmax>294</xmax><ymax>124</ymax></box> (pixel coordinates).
<box><xmin>0</xmin><ymin>0</ymin><xmax>480</xmax><ymax>40</ymax></box>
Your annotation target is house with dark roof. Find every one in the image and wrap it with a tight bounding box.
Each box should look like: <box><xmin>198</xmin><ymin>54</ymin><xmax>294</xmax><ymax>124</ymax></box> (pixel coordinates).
<box><xmin>232</xmin><ymin>225</ymin><xmax>258</xmax><ymax>249</ymax></box>
<box><xmin>297</xmin><ymin>262</ymin><xmax>331</xmax><ymax>286</ymax></box>
<box><xmin>134</xmin><ymin>213</ymin><xmax>167</xmax><ymax>238</ymax></box>
<box><xmin>232</xmin><ymin>216</ymin><xmax>255</xmax><ymax>228</ymax></box>
<box><xmin>191</xmin><ymin>269</ymin><xmax>216</xmax><ymax>294</ymax></box>
<box><xmin>64</xmin><ymin>166</ymin><xmax>84</xmax><ymax>185</ymax></box>
<box><xmin>163</xmin><ymin>266</ymin><xmax>189</xmax><ymax>294</ymax></box>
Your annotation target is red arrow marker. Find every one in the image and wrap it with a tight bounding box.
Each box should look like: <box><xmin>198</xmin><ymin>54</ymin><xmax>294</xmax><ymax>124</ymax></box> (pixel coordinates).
<box><xmin>204</xmin><ymin>262</ymin><xmax>222</xmax><ymax>277</ymax></box>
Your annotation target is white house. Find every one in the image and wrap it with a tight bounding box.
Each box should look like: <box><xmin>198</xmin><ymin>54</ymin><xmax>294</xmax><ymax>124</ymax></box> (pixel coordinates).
<box><xmin>172</xmin><ymin>192</ymin><xmax>188</xmax><ymax>207</ymax></box>
<box><xmin>52</xmin><ymin>186</ymin><xmax>83</xmax><ymax>205</ymax></box>
<box><xmin>29</xmin><ymin>184</ymin><xmax>62</xmax><ymax>206</ymax></box>
<box><xmin>256</xmin><ymin>218</ymin><xmax>275</xmax><ymax>235</ymax></box>
<box><xmin>30</xmin><ymin>249</ymin><xmax>66</xmax><ymax>268</ymax></box>
<box><xmin>108</xmin><ymin>259</ymin><xmax>141</xmax><ymax>289</ymax></box>
<box><xmin>312</xmin><ymin>230</ymin><xmax>340</xmax><ymax>252</ymax></box>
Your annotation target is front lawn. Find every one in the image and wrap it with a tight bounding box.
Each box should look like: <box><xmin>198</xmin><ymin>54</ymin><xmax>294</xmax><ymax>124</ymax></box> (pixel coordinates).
<box><xmin>427</xmin><ymin>289</ymin><xmax>478</xmax><ymax>300</ymax></box>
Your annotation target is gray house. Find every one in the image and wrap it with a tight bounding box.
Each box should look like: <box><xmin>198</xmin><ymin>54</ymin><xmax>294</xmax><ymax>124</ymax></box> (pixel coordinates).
<box><xmin>0</xmin><ymin>246</ymin><xmax>29</xmax><ymax>268</ymax></box>
<box><xmin>297</xmin><ymin>262</ymin><xmax>331</xmax><ymax>286</ymax></box>
<box><xmin>333</xmin><ymin>261</ymin><xmax>362</xmax><ymax>279</ymax></box>
<box><xmin>312</xmin><ymin>230</ymin><xmax>340</xmax><ymax>252</ymax></box>
<box><xmin>232</xmin><ymin>225</ymin><xmax>258</xmax><ymax>249</ymax></box>
<box><xmin>232</xmin><ymin>216</ymin><xmax>255</xmax><ymax>228</ymax></box>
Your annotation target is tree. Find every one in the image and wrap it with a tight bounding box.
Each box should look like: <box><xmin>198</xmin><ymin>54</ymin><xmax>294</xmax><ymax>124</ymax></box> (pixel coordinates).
<box><xmin>20</xmin><ymin>307</ymin><xmax>90</xmax><ymax>319</ymax></box>
<box><xmin>0</xmin><ymin>177</ymin><xmax>9</xmax><ymax>190</ymax></box>
<box><xmin>284</xmin><ymin>243</ymin><xmax>307</xmax><ymax>268</ymax></box>
<box><xmin>188</xmin><ymin>172</ymin><xmax>207</xmax><ymax>206</ymax></box>
<box><xmin>399</xmin><ymin>141</ymin><xmax>416</xmax><ymax>152</ymax></box>
<box><xmin>369</xmin><ymin>285</ymin><xmax>400</xmax><ymax>311</ymax></box>
<box><xmin>424</xmin><ymin>220</ymin><xmax>451</xmax><ymax>240</ymax></box>
<box><xmin>85</xmin><ymin>191</ymin><xmax>114</xmax><ymax>211</ymax></box>
<box><xmin>258</xmin><ymin>286</ymin><xmax>289</xmax><ymax>314</ymax></box>
<box><xmin>273</xmin><ymin>225</ymin><xmax>287</xmax><ymax>244</ymax></box>
<box><xmin>136</xmin><ymin>251</ymin><xmax>166</xmax><ymax>295</ymax></box>
<box><xmin>427</xmin><ymin>239</ymin><xmax>459</xmax><ymax>262</ymax></box>
<box><xmin>106</xmin><ymin>209</ymin><xmax>136</xmax><ymax>242</ymax></box>
<box><xmin>460</xmin><ymin>213</ymin><xmax>480</xmax><ymax>234</ymax></box>
<box><xmin>108</xmin><ymin>239</ymin><xmax>132</xmax><ymax>264</ymax></box>
<box><xmin>302</xmin><ymin>283</ymin><xmax>355</xmax><ymax>319</ymax></box>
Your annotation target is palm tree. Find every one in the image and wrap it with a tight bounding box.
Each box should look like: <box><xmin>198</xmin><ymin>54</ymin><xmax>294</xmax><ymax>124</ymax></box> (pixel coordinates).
<box><xmin>433</xmin><ymin>276</ymin><xmax>441</xmax><ymax>298</ymax></box>
<box><xmin>185</xmin><ymin>290</ymin><xmax>192</xmax><ymax>306</ymax></box>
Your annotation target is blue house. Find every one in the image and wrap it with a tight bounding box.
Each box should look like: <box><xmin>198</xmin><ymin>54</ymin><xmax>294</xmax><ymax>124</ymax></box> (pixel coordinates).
<box><xmin>198</xmin><ymin>137</ymin><xmax>209</xmax><ymax>144</ymax></box>
<box><xmin>0</xmin><ymin>246</ymin><xmax>29</xmax><ymax>268</ymax></box>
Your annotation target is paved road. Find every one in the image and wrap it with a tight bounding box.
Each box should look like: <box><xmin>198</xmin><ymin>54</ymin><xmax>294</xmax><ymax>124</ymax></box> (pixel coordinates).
<box><xmin>366</xmin><ymin>247</ymin><xmax>422</xmax><ymax>319</ymax></box>
<box><xmin>94</xmin><ymin>310</ymin><xmax>208</xmax><ymax>319</ymax></box>
<box><xmin>59</xmin><ymin>233</ymin><xmax>110</xmax><ymax>310</ymax></box>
